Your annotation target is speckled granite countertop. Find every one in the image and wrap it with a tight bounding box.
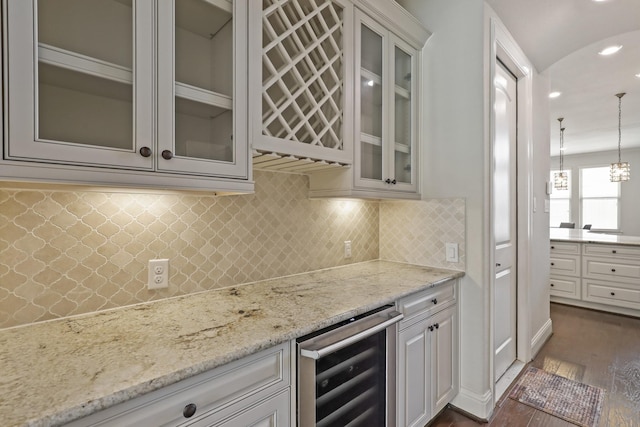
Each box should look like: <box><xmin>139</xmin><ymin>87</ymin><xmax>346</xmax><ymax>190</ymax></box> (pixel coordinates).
<box><xmin>0</xmin><ymin>260</ymin><xmax>463</xmax><ymax>427</ymax></box>
<box><xmin>550</xmin><ymin>228</ymin><xmax>640</xmax><ymax>246</ymax></box>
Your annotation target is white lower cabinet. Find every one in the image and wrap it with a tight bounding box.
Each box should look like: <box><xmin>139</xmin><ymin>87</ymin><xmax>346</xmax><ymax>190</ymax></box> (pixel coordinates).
<box><xmin>550</xmin><ymin>240</ymin><xmax>640</xmax><ymax>316</ymax></box>
<box><xmin>188</xmin><ymin>389</ymin><xmax>290</xmax><ymax>427</ymax></box>
<box><xmin>64</xmin><ymin>342</ymin><xmax>290</xmax><ymax>427</ymax></box>
<box><xmin>396</xmin><ymin>282</ymin><xmax>458</xmax><ymax>427</ymax></box>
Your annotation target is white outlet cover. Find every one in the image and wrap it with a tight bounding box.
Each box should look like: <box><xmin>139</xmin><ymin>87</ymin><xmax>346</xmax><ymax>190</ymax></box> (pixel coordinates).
<box><xmin>148</xmin><ymin>259</ymin><xmax>169</xmax><ymax>290</ymax></box>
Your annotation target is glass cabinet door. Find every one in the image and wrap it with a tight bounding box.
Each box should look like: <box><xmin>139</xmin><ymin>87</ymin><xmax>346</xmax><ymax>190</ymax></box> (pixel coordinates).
<box><xmin>355</xmin><ymin>12</ymin><xmax>417</xmax><ymax>193</ymax></box>
<box><xmin>391</xmin><ymin>39</ymin><xmax>417</xmax><ymax>189</ymax></box>
<box><xmin>157</xmin><ymin>0</ymin><xmax>247</xmax><ymax>178</ymax></box>
<box><xmin>6</xmin><ymin>0</ymin><xmax>153</xmax><ymax>169</ymax></box>
<box><xmin>359</xmin><ymin>23</ymin><xmax>385</xmax><ymax>182</ymax></box>
<box><xmin>356</xmin><ymin>14</ymin><xmax>387</xmax><ymax>186</ymax></box>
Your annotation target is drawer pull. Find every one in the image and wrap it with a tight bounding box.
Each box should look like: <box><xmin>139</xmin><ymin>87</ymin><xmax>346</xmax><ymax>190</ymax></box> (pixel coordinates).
<box><xmin>612</xmin><ymin>250</ymin><xmax>617</xmax><ymax>254</ymax></box>
<box><xmin>612</xmin><ymin>269</ymin><xmax>616</xmax><ymax>272</ymax></box>
<box><xmin>434</xmin><ymin>323</ymin><xmax>440</xmax><ymax>329</ymax></box>
<box><xmin>550</xmin><ymin>262</ymin><xmax>554</xmax><ymax>266</ymax></box>
<box><xmin>428</xmin><ymin>325</ymin><xmax>434</xmax><ymax>332</ymax></box>
<box><xmin>431</xmin><ymin>298</ymin><xmax>438</xmax><ymax>305</ymax></box>
<box><xmin>611</xmin><ymin>292</ymin><xmax>616</xmax><ymax>296</ymax></box>
<box><xmin>551</xmin><ymin>246</ymin><xmax>555</xmax><ymax>249</ymax></box>
<box><xmin>183</xmin><ymin>403</ymin><xmax>197</xmax><ymax>418</ymax></box>
<box><xmin>550</xmin><ymin>283</ymin><xmax>555</xmax><ymax>287</ymax></box>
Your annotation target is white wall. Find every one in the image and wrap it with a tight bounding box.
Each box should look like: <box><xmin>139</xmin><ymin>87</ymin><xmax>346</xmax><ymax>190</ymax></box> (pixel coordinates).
<box><xmin>551</xmin><ymin>148</ymin><xmax>640</xmax><ymax>236</ymax></box>
<box><xmin>398</xmin><ymin>0</ymin><xmax>552</xmax><ymax>419</ymax></box>
<box><xmin>398</xmin><ymin>0</ymin><xmax>492</xmax><ymax>417</ymax></box>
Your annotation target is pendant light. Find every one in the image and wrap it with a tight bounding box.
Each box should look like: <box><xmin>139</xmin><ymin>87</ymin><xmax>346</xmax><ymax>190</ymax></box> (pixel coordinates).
<box><xmin>610</xmin><ymin>92</ymin><xmax>631</xmax><ymax>182</ymax></box>
<box><xmin>554</xmin><ymin>117</ymin><xmax>568</xmax><ymax>190</ymax></box>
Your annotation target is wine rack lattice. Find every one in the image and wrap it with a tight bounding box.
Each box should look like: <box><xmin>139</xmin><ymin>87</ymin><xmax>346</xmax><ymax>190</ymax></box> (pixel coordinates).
<box><xmin>261</xmin><ymin>0</ymin><xmax>345</xmax><ymax>151</ymax></box>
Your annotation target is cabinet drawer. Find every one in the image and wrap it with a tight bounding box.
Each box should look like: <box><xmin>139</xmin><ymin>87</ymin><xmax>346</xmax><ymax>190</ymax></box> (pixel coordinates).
<box><xmin>550</xmin><ymin>254</ymin><xmax>580</xmax><ymax>277</ymax></box>
<box><xmin>550</xmin><ymin>241</ymin><xmax>580</xmax><ymax>254</ymax></box>
<box><xmin>584</xmin><ymin>243</ymin><xmax>640</xmax><ymax>260</ymax></box>
<box><xmin>397</xmin><ymin>280</ymin><xmax>456</xmax><ymax>326</ymax></box>
<box><xmin>66</xmin><ymin>342</ymin><xmax>290</xmax><ymax>427</ymax></box>
<box><xmin>583</xmin><ymin>279</ymin><xmax>640</xmax><ymax>310</ymax></box>
<box><xmin>549</xmin><ymin>276</ymin><xmax>580</xmax><ymax>300</ymax></box>
<box><xmin>583</xmin><ymin>257</ymin><xmax>640</xmax><ymax>282</ymax></box>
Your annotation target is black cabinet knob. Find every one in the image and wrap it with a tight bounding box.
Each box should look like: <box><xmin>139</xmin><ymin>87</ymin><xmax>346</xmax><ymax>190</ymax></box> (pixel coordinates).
<box><xmin>183</xmin><ymin>403</ymin><xmax>197</xmax><ymax>418</ymax></box>
<box><xmin>431</xmin><ymin>298</ymin><xmax>438</xmax><ymax>305</ymax></box>
<box><xmin>162</xmin><ymin>150</ymin><xmax>174</xmax><ymax>160</ymax></box>
<box><xmin>612</xmin><ymin>269</ymin><xmax>616</xmax><ymax>272</ymax></box>
<box><xmin>611</xmin><ymin>292</ymin><xmax>616</xmax><ymax>296</ymax></box>
<box><xmin>434</xmin><ymin>323</ymin><xmax>440</xmax><ymax>329</ymax></box>
<box><xmin>551</xmin><ymin>246</ymin><xmax>555</xmax><ymax>249</ymax></box>
<box><xmin>612</xmin><ymin>250</ymin><xmax>617</xmax><ymax>254</ymax></box>
<box><xmin>550</xmin><ymin>262</ymin><xmax>554</xmax><ymax>266</ymax></box>
<box><xmin>139</xmin><ymin>146</ymin><xmax>152</xmax><ymax>157</ymax></box>
<box><xmin>550</xmin><ymin>283</ymin><xmax>555</xmax><ymax>287</ymax></box>
<box><xmin>428</xmin><ymin>325</ymin><xmax>434</xmax><ymax>332</ymax></box>
<box><xmin>384</xmin><ymin>178</ymin><xmax>397</xmax><ymax>184</ymax></box>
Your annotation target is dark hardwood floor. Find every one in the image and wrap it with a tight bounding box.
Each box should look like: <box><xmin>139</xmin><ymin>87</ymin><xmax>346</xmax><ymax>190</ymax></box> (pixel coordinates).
<box><xmin>429</xmin><ymin>303</ymin><xmax>640</xmax><ymax>427</ymax></box>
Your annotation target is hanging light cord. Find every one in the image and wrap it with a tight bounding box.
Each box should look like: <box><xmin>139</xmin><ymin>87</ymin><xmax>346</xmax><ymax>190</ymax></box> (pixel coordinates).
<box><xmin>617</xmin><ymin>93</ymin><xmax>623</xmax><ymax>163</ymax></box>
<box><xmin>558</xmin><ymin>117</ymin><xmax>564</xmax><ymax>172</ymax></box>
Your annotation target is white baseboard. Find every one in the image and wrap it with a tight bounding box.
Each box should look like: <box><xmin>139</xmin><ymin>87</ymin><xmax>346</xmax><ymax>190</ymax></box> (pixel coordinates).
<box><xmin>530</xmin><ymin>317</ymin><xmax>553</xmax><ymax>358</ymax></box>
<box><xmin>450</xmin><ymin>387</ymin><xmax>494</xmax><ymax>421</ymax></box>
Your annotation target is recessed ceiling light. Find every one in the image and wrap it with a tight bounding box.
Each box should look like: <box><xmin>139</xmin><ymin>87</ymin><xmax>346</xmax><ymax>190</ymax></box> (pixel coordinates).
<box><xmin>549</xmin><ymin>91</ymin><xmax>562</xmax><ymax>99</ymax></box>
<box><xmin>598</xmin><ymin>45</ymin><xmax>622</xmax><ymax>56</ymax></box>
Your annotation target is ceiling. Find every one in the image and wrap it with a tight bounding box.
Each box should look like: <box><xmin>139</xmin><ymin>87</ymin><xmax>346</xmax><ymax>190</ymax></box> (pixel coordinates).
<box><xmin>486</xmin><ymin>0</ymin><xmax>640</xmax><ymax>157</ymax></box>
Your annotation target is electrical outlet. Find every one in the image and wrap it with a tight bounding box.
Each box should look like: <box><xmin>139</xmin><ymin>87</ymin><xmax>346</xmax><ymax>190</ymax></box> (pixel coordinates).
<box><xmin>344</xmin><ymin>240</ymin><xmax>352</xmax><ymax>259</ymax></box>
<box><xmin>148</xmin><ymin>259</ymin><xmax>169</xmax><ymax>290</ymax></box>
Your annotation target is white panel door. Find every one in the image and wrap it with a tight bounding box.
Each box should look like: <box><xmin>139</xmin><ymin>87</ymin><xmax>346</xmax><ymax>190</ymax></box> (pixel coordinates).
<box><xmin>493</xmin><ymin>61</ymin><xmax>518</xmax><ymax>382</ymax></box>
<box><xmin>397</xmin><ymin>320</ymin><xmax>430</xmax><ymax>427</ymax></box>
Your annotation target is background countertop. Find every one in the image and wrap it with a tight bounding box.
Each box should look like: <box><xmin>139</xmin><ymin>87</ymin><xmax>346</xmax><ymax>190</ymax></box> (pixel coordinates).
<box><xmin>0</xmin><ymin>260</ymin><xmax>463</xmax><ymax>427</ymax></box>
<box><xmin>550</xmin><ymin>228</ymin><xmax>640</xmax><ymax>246</ymax></box>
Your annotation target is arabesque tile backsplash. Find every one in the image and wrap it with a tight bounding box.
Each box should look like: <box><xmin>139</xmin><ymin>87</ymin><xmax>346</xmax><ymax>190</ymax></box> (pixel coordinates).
<box><xmin>0</xmin><ymin>171</ymin><xmax>464</xmax><ymax>330</ymax></box>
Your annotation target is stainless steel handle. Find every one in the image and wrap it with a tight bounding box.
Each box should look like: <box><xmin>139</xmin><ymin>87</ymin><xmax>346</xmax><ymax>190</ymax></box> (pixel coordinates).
<box><xmin>300</xmin><ymin>310</ymin><xmax>403</xmax><ymax>360</ymax></box>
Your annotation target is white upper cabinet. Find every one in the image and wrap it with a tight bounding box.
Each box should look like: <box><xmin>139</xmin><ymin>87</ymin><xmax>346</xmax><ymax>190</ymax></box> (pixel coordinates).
<box><xmin>355</xmin><ymin>10</ymin><xmax>418</xmax><ymax>193</ymax></box>
<box><xmin>308</xmin><ymin>1</ymin><xmax>429</xmax><ymax>199</ymax></box>
<box><xmin>2</xmin><ymin>0</ymin><xmax>251</xmax><ymax>192</ymax></box>
<box><xmin>157</xmin><ymin>0</ymin><xmax>248</xmax><ymax>178</ymax></box>
<box><xmin>248</xmin><ymin>0</ymin><xmax>354</xmax><ymax>165</ymax></box>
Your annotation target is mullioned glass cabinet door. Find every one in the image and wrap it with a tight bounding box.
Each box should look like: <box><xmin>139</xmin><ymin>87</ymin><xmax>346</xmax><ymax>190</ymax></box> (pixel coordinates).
<box><xmin>5</xmin><ymin>0</ymin><xmax>154</xmax><ymax>170</ymax></box>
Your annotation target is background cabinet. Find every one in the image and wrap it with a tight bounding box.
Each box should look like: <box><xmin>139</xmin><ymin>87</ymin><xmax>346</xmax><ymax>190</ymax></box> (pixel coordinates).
<box><xmin>396</xmin><ymin>281</ymin><xmax>458</xmax><ymax>427</ymax></box>
<box><xmin>2</xmin><ymin>0</ymin><xmax>251</xmax><ymax>192</ymax></box>
<box><xmin>550</xmin><ymin>240</ymin><xmax>640</xmax><ymax>317</ymax></box>
<box><xmin>549</xmin><ymin>242</ymin><xmax>581</xmax><ymax>300</ymax></box>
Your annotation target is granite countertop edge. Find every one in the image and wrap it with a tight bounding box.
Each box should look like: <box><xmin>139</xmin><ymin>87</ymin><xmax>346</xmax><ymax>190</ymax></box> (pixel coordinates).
<box><xmin>1</xmin><ymin>260</ymin><xmax>464</xmax><ymax>427</ymax></box>
<box><xmin>550</xmin><ymin>229</ymin><xmax>640</xmax><ymax>246</ymax></box>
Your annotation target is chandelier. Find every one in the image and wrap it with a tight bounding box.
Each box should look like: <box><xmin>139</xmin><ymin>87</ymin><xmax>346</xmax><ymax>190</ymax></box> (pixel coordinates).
<box><xmin>610</xmin><ymin>92</ymin><xmax>630</xmax><ymax>182</ymax></box>
<box><xmin>554</xmin><ymin>117</ymin><xmax>568</xmax><ymax>190</ymax></box>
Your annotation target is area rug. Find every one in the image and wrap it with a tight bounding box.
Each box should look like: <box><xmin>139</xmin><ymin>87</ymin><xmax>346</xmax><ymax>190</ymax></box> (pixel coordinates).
<box><xmin>508</xmin><ymin>366</ymin><xmax>604</xmax><ymax>427</ymax></box>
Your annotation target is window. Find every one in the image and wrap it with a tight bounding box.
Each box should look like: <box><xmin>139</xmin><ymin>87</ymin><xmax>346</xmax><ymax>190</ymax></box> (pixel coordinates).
<box><xmin>580</xmin><ymin>166</ymin><xmax>620</xmax><ymax>230</ymax></box>
<box><xmin>549</xmin><ymin>169</ymin><xmax>571</xmax><ymax>227</ymax></box>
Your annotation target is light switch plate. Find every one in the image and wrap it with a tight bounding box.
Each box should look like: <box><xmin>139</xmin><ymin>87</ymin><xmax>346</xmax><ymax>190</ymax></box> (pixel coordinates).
<box><xmin>445</xmin><ymin>243</ymin><xmax>459</xmax><ymax>263</ymax></box>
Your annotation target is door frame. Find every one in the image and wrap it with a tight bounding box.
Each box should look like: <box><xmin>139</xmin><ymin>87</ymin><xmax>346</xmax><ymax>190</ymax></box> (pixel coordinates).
<box><xmin>488</xmin><ymin>18</ymin><xmax>534</xmax><ymax>406</ymax></box>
